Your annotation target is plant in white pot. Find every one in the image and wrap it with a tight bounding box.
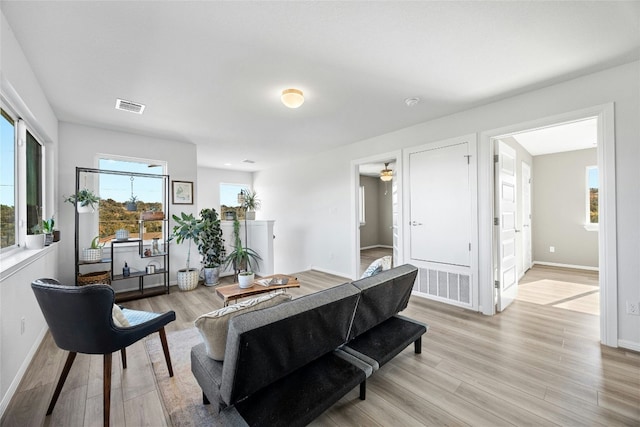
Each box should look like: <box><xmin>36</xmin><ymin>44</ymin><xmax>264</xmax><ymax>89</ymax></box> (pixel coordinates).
<box><xmin>240</xmin><ymin>189</ymin><xmax>261</xmax><ymax>220</ymax></box>
<box><xmin>197</xmin><ymin>208</ymin><xmax>225</xmax><ymax>286</ymax></box>
<box><xmin>64</xmin><ymin>188</ymin><xmax>100</xmax><ymax>213</ymax></box>
<box><xmin>224</xmin><ymin>219</ymin><xmax>261</xmax><ymax>288</ymax></box>
<box><xmin>170</xmin><ymin>212</ymin><xmax>204</xmax><ymax>291</ymax></box>
<box><xmin>82</xmin><ymin>236</ymin><xmax>104</xmax><ymax>261</ymax></box>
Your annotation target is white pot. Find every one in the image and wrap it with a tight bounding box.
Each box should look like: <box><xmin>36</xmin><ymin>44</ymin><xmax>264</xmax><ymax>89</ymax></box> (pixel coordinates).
<box><xmin>203</xmin><ymin>267</ymin><xmax>220</xmax><ymax>286</ymax></box>
<box><xmin>177</xmin><ymin>268</ymin><xmax>200</xmax><ymax>291</ymax></box>
<box><xmin>25</xmin><ymin>234</ymin><xmax>45</xmax><ymax>250</ymax></box>
<box><xmin>77</xmin><ymin>204</ymin><xmax>95</xmax><ymax>214</ymax></box>
<box><xmin>245</xmin><ymin>211</ymin><xmax>256</xmax><ymax>220</ymax></box>
<box><xmin>82</xmin><ymin>248</ymin><xmax>103</xmax><ymax>262</ymax></box>
<box><xmin>238</xmin><ymin>272</ymin><xmax>255</xmax><ymax>289</ymax></box>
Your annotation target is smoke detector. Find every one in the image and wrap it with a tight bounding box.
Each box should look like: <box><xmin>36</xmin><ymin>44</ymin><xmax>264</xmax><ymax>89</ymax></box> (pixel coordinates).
<box><xmin>404</xmin><ymin>97</ymin><xmax>420</xmax><ymax>107</ymax></box>
<box><xmin>115</xmin><ymin>98</ymin><xmax>146</xmax><ymax>114</ymax></box>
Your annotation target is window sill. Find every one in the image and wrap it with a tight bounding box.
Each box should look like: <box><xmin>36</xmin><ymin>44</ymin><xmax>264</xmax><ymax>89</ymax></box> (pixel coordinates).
<box><xmin>0</xmin><ymin>243</ymin><xmax>56</xmax><ymax>280</ymax></box>
<box><xmin>584</xmin><ymin>223</ymin><xmax>599</xmax><ymax>232</ymax></box>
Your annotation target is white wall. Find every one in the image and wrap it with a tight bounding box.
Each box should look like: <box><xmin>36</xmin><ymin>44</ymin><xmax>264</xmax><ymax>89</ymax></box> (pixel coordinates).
<box><xmin>58</xmin><ymin>122</ymin><xmax>198</xmax><ymax>285</ymax></box>
<box><xmin>254</xmin><ymin>61</ymin><xmax>640</xmax><ymax>348</ymax></box>
<box><xmin>0</xmin><ymin>10</ymin><xmax>59</xmax><ymax>417</ymax></box>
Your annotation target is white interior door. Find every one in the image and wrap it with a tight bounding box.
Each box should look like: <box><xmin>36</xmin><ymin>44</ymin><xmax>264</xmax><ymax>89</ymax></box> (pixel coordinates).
<box><xmin>496</xmin><ymin>140</ymin><xmax>518</xmax><ymax>311</ymax></box>
<box><xmin>521</xmin><ymin>162</ymin><xmax>532</xmax><ymax>273</ymax></box>
<box><xmin>410</xmin><ymin>142</ymin><xmax>471</xmax><ymax>267</ymax></box>
<box><xmin>391</xmin><ymin>177</ymin><xmax>399</xmax><ymax>267</ymax></box>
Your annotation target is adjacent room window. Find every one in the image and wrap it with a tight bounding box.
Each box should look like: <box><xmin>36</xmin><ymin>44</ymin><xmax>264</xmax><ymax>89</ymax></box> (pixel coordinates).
<box><xmin>586</xmin><ymin>165</ymin><xmax>598</xmax><ymax>230</ymax></box>
<box><xmin>359</xmin><ymin>185</ymin><xmax>366</xmax><ymax>226</ymax></box>
<box><xmin>0</xmin><ymin>109</ymin><xmax>16</xmax><ymax>250</ymax></box>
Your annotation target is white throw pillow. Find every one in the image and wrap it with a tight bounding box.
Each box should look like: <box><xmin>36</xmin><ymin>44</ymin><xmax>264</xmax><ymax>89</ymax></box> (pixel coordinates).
<box><xmin>112</xmin><ymin>304</ymin><xmax>130</xmax><ymax>327</ymax></box>
<box><xmin>195</xmin><ymin>291</ymin><xmax>292</xmax><ymax>361</ymax></box>
<box><xmin>360</xmin><ymin>255</ymin><xmax>393</xmax><ymax>278</ymax></box>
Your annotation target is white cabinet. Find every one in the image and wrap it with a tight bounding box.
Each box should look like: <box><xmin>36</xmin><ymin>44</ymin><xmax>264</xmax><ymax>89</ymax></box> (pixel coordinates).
<box><xmin>220</xmin><ymin>220</ymin><xmax>275</xmax><ymax>277</ymax></box>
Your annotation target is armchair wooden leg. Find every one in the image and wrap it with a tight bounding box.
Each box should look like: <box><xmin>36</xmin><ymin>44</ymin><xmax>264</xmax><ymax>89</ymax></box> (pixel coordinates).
<box><xmin>120</xmin><ymin>347</ymin><xmax>127</xmax><ymax>369</ymax></box>
<box><xmin>103</xmin><ymin>353</ymin><xmax>112</xmax><ymax>427</ymax></box>
<box><xmin>46</xmin><ymin>351</ymin><xmax>77</xmax><ymax>415</ymax></box>
<box><xmin>414</xmin><ymin>336</ymin><xmax>422</xmax><ymax>354</ymax></box>
<box><xmin>359</xmin><ymin>379</ymin><xmax>366</xmax><ymax>400</ymax></box>
<box><xmin>158</xmin><ymin>327</ymin><xmax>174</xmax><ymax>377</ymax></box>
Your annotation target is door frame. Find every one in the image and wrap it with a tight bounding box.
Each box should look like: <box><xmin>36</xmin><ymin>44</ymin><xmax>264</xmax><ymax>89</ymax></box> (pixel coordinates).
<box><xmin>521</xmin><ymin>161</ymin><xmax>532</xmax><ymax>275</ymax></box>
<box><xmin>350</xmin><ymin>150</ymin><xmax>403</xmax><ymax>280</ymax></box>
<box><xmin>478</xmin><ymin>103</ymin><xmax>617</xmax><ymax>347</ymax></box>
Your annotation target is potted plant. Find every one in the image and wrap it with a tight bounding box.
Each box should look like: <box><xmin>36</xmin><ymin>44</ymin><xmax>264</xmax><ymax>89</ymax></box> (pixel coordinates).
<box><xmin>81</xmin><ymin>235</ymin><xmax>104</xmax><ymax>262</ymax></box>
<box><xmin>42</xmin><ymin>216</ymin><xmax>55</xmax><ymax>246</ymax></box>
<box><xmin>65</xmin><ymin>188</ymin><xmax>100</xmax><ymax>213</ymax></box>
<box><xmin>241</xmin><ymin>189</ymin><xmax>261</xmax><ymax>220</ymax></box>
<box><xmin>224</xmin><ymin>219</ymin><xmax>261</xmax><ymax>288</ymax></box>
<box><xmin>197</xmin><ymin>208</ymin><xmax>226</xmax><ymax>286</ymax></box>
<box><xmin>170</xmin><ymin>212</ymin><xmax>204</xmax><ymax>291</ymax></box>
<box><xmin>125</xmin><ymin>195</ymin><xmax>138</xmax><ymax>211</ymax></box>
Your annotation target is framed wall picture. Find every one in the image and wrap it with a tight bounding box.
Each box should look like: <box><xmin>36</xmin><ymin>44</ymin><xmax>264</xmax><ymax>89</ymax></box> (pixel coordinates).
<box><xmin>172</xmin><ymin>180</ymin><xmax>193</xmax><ymax>205</ymax></box>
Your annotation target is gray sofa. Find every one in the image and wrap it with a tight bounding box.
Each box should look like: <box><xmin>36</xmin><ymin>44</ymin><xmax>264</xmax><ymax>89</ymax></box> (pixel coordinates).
<box><xmin>191</xmin><ymin>264</ymin><xmax>427</xmax><ymax>426</ymax></box>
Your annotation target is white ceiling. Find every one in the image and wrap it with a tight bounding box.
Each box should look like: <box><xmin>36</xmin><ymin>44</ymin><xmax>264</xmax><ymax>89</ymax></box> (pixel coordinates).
<box><xmin>2</xmin><ymin>2</ymin><xmax>639</xmax><ymax>171</ymax></box>
<box><xmin>510</xmin><ymin>118</ymin><xmax>598</xmax><ymax>156</ymax></box>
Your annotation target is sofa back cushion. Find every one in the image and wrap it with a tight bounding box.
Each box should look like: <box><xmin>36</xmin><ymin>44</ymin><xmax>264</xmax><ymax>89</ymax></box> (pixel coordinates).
<box><xmin>349</xmin><ymin>264</ymin><xmax>418</xmax><ymax>340</ymax></box>
<box><xmin>220</xmin><ymin>283</ymin><xmax>360</xmax><ymax>406</ymax></box>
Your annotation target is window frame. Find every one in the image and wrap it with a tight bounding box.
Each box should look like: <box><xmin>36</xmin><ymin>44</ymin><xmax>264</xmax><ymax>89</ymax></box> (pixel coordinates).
<box><xmin>0</xmin><ymin>108</ymin><xmax>17</xmax><ymax>252</ymax></box>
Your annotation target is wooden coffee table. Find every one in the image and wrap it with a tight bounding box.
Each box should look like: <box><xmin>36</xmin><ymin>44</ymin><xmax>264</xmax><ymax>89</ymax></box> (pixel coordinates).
<box><xmin>215</xmin><ymin>274</ymin><xmax>300</xmax><ymax>306</ymax></box>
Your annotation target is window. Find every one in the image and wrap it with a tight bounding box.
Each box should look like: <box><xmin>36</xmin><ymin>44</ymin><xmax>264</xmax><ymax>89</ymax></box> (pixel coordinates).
<box><xmin>220</xmin><ymin>183</ymin><xmax>249</xmax><ymax>220</ymax></box>
<box><xmin>0</xmin><ymin>107</ymin><xmax>46</xmax><ymax>252</ymax></box>
<box><xmin>586</xmin><ymin>165</ymin><xmax>598</xmax><ymax>230</ymax></box>
<box><xmin>97</xmin><ymin>157</ymin><xmax>166</xmax><ymax>241</ymax></box>
<box><xmin>359</xmin><ymin>185</ymin><xmax>366</xmax><ymax>226</ymax></box>
<box><xmin>0</xmin><ymin>110</ymin><xmax>16</xmax><ymax>249</ymax></box>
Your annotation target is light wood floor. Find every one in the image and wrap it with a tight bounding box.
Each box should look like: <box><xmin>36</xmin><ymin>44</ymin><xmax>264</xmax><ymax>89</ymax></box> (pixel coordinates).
<box><xmin>3</xmin><ymin>267</ymin><xmax>639</xmax><ymax>426</ymax></box>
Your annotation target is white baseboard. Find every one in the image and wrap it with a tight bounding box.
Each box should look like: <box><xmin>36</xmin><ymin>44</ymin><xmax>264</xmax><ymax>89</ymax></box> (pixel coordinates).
<box><xmin>533</xmin><ymin>261</ymin><xmax>599</xmax><ymax>272</ymax></box>
<box><xmin>360</xmin><ymin>245</ymin><xmax>393</xmax><ymax>251</ymax></box>
<box><xmin>618</xmin><ymin>339</ymin><xmax>640</xmax><ymax>352</ymax></box>
<box><xmin>0</xmin><ymin>325</ymin><xmax>48</xmax><ymax>419</ymax></box>
<box><xmin>309</xmin><ymin>266</ymin><xmax>351</xmax><ymax>280</ymax></box>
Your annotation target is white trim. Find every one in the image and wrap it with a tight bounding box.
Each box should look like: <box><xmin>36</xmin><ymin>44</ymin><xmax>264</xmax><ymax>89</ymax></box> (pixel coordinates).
<box><xmin>583</xmin><ymin>224</ymin><xmax>599</xmax><ymax>232</ymax></box>
<box><xmin>479</xmin><ymin>103</ymin><xmax>617</xmax><ymax>347</ymax></box>
<box><xmin>351</xmin><ymin>150</ymin><xmax>403</xmax><ymax>281</ymax></box>
<box><xmin>360</xmin><ymin>244</ymin><xmax>393</xmax><ymax>251</ymax></box>
<box><xmin>0</xmin><ymin>326</ymin><xmax>48</xmax><ymax>418</ymax></box>
<box><xmin>617</xmin><ymin>340</ymin><xmax>640</xmax><ymax>352</ymax></box>
<box><xmin>532</xmin><ymin>261</ymin><xmax>599</xmax><ymax>272</ymax></box>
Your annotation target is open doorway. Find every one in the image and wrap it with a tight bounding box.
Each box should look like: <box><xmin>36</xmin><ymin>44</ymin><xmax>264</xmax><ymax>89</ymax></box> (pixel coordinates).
<box><xmin>487</xmin><ymin>104</ymin><xmax>617</xmax><ymax>347</ymax></box>
<box><xmin>351</xmin><ymin>152</ymin><xmax>402</xmax><ymax>279</ymax></box>
<box><xmin>495</xmin><ymin>118</ymin><xmax>600</xmax><ymax>315</ymax></box>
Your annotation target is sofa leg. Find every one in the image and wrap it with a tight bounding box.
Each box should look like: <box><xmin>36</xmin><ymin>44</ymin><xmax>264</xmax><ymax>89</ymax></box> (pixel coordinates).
<box><xmin>203</xmin><ymin>392</ymin><xmax>210</xmax><ymax>405</ymax></box>
<box><xmin>359</xmin><ymin>380</ymin><xmax>366</xmax><ymax>400</ymax></box>
<box><xmin>414</xmin><ymin>336</ymin><xmax>422</xmax><ymax>354</ymax></box>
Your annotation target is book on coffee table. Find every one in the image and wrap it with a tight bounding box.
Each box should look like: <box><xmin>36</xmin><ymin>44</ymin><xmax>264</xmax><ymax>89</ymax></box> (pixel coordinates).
<box><xmin>256</xmin><ymin>277</ymin><xmax>289</xmax><ymax>287</ymax></box>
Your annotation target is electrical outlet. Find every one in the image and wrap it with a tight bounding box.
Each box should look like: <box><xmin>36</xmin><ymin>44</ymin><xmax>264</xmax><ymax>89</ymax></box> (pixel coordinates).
<box><xmin>20</xmin><ymin>317</ymin><xmax>25</xmax><ymax>335</ymax></box>
<box><xmin>549</xmin><ymin>246</ymin><xmax>555</xmax><ymax>253</ymax></box>
<box><xmin>626</xmin><ymin>301</ymin><xmax>640</xmax><ymax>316</ymax></box>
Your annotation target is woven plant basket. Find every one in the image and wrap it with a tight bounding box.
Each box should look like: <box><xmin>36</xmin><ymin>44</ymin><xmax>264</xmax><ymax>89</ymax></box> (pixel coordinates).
<box><xmin>77</xmin><ymin>271</ymin><xmax>111</xmax><ymax>286</ymax></box>
<box><xmin>177</xmin><ymin>269</ymin><xmax>199</xmax><ymax>291</ymax></box>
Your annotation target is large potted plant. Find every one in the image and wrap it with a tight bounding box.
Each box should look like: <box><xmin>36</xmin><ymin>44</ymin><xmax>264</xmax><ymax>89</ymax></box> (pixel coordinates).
<box><xmin>197</xmin><ymin>208</ymin><xmax>226</xmax><ymax>286</ymax></box>
<box><xmin>64</xmin><ymin>188</ymin><xmax>100</xmax><ymax>213</ymax></box>
<box><xmin>170</xmin><ymin>212</ymin><xmax>203</xmax><ymax>291</ymax></box>
<box><xmin>224</xmin><ymin>218</ymin><xmax>261</xmax><ymax>288</ymax></box>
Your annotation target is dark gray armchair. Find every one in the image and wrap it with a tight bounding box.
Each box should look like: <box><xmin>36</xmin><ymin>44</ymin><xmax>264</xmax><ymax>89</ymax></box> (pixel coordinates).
<box><xmin>31</xmin><ymin>278</ymin><xmax>176</xmax><ymax>427</ymax></box>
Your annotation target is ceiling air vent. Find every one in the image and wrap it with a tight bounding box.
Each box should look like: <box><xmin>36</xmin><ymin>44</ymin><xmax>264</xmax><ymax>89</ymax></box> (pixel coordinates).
<box><xmin>115</xmin><ymin>98</ymin><xmax>146</xmax><ymax>114</ymax></box>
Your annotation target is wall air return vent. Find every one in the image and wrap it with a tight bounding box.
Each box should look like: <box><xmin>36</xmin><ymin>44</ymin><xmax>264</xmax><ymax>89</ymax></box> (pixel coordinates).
<box><xmin>414</xmin><ymin>267</ymin><xmax>471</xmax><ymax>306</ymax></box>
<box><xmin>115</xmin><ymin>98</ymin><xmax>146</xmax><ymax>114</ymax></box>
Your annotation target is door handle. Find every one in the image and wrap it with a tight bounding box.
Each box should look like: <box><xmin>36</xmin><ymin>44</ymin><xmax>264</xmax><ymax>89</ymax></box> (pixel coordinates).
<box><xmin>515</xmin><ymin>229</ymin><xmax>521</xmax><ymax>233</ymax></box>
<box><xmin>411</xmin><ymin>221</ymin><xmax>423</xmax><ymax>226</ymax></box>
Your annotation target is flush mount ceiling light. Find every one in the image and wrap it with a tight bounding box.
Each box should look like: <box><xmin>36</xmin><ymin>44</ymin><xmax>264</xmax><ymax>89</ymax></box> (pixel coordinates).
<box><xmin>281</xmin><ymin>88</ymin><xmax>304</xmax><ymax>108</ymax></box>
<box><xmin>380</xmin><ymin>163</ymin><xmax>393</xmax><ymax>182</ymax></box>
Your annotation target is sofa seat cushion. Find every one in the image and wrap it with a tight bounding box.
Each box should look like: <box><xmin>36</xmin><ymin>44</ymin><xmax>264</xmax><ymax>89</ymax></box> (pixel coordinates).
<box><xmin>349</xmin><ymin>264</ymin><xmax>418</xmax><ymax>339</ymax></box>
<box><xmin>225</xmin><ymin>351</ymin><xmax>367</xmax><ymax>427</ymax></box>
<box><xmin>190</xmin><ymin>342</ymin><xmax>224</xmax><ymax>412</ymax></box>
<box><xmin>343</xmin><ymin>315</ymin><xmax>427</xmax><ymax>369</ymax></box>
<box><xmin>195</xmin><ymin>291</ymin><xmax>292</xmax><ymax>361</ymax></box>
